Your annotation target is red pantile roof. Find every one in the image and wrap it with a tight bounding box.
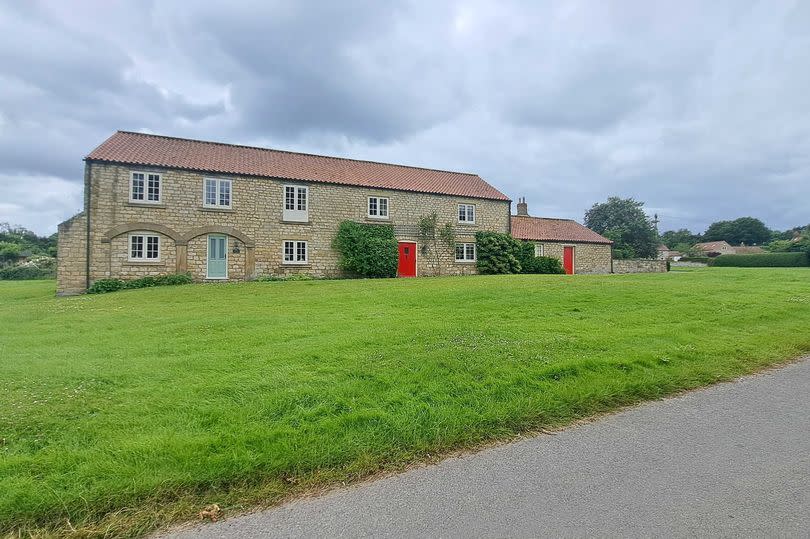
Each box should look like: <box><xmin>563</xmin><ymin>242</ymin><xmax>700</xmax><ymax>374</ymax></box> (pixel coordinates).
<box><xmin>694</xmin><ymin>241</ymin><xmax>732</xmax><ymax>251</ymax></box>
<box><xmin>511</xmin><ymin>215</ymin><xmax>612</xmax><ymax>244</ymax></box>
<box><xmin>86</xmin><ymin>131</ymin><xmax>510</xmax><ymax>201</ymax></box>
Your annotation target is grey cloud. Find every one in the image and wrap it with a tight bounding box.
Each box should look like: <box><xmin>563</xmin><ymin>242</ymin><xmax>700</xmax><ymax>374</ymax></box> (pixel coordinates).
<box><xmin>0</xmin><ymin>0</ymin><xmax>808</xmax><ymax>235</ymax></box>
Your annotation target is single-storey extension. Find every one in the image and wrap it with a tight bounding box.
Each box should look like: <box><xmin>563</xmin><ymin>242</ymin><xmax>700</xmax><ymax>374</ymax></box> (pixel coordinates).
<box><xmin>510</xmin><ymin>198</ymin><xmax>612</xmax><ymax>274</ymax></box>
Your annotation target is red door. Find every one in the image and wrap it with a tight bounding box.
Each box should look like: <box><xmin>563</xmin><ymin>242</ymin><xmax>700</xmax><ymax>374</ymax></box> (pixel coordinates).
<box><xmin>397</xmin><ymin>242</ymin><xmax>417</xmax><ymax>277</ymax></box>
<box><xmin>563</xmin><ymin>246</ymin><xmax>575</xmax><ymax>275</ymax></box>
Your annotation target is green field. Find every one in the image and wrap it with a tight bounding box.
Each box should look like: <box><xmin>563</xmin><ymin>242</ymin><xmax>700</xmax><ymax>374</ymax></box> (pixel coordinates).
<box><xmin>2</xmin><ymin>269</ymin><xmax>810</xmax><ymax>537</ymax></box>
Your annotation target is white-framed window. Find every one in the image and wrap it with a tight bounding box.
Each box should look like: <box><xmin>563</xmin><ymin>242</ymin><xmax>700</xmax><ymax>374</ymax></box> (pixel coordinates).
<box><xmin>283</xmin><ymin>185</ymin><xmax>309</xmax><ymax>222</ymax></box>
<box><xmin>283</xmin><ymin>240</ymin><xmax>308</xmax><ymax>264</ymax></box>
<box><xmin>534</xmin><ymin>243</ymin><xmax>544</xmax><ymax>256</ymax></box>
<box><xmin>458</xmin><ymin>203</ymin><xmax>475</xmax><ymax>224</ymax></box>
<box><xmin>129</xmin><ymin>233</ymin><xmax>160</xmax><ymax>261</ymax></box>
<box><xmin>130</xmin><ymin>171</ymin><xmax>161</xmax><ymax>203</ymax></box>
<box><xmin>367</xmin><ymin>196</ymin><xmax>389</xmax><ymax>218</ymax></box>
<box><xmin>203</xmin><ymin>178</ymin><xmax>232</xmax><ymax>208</ymax></box>
<box><xmin>455</xmin><ymin>242</ymin><xmax>476</xmax><ymax>262</ymax></box>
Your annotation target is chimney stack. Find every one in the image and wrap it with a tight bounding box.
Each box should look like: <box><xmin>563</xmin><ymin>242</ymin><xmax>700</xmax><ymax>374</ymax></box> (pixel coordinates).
<box><xmin>516</xmin><ymin>197</ymin><xmax>528</xmax><ymax>216</ymax></box>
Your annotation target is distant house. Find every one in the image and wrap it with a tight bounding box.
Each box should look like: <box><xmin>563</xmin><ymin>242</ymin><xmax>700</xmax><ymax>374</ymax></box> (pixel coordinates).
<box><xmin>694</xmin><ymin>240</ymin><xmax>735</xmax><ymax>257</ymax></box>
<box><xmin>657</xmin><ymin>244</ymin><xmax>681</xmax><ymax>260</ymax></box>
<box><xmin>510</xmin><ymin>198</ymin><xmax>612</xmax><ymax>274</ymax></box>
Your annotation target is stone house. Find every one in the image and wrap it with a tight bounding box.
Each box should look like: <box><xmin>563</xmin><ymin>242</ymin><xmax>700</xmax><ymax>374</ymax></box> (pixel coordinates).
<box><xmin>693</xmin><ymin>240</ymin><xmax>735</xmax><ymax>257</ymax></box>
<box><xmin>510</xmin><ymin>198</ymin><xmax>612</xmax><ymax>274</ymax></box>
<box><xmin>657</xmin><ymin>244</ymin><xmax>682</xmax><ymax>260</ymax></box>
<box><xmin>57</xmin><ymin>131</ymin><xmax>511</xmax><ymax>295</ymax></box>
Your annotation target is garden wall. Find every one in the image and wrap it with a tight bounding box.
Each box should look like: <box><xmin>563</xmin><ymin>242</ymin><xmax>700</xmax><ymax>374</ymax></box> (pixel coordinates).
<box><xmin>612</xmin><ymin>259</ymin><xmax>667</xmax><ymax>274</ymax></box>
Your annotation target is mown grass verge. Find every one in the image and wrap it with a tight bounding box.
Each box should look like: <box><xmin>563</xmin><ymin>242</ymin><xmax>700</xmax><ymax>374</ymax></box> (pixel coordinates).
<box><xmin>2</xmin><ymin>269</ymin><xmax>809</xmax><ymax>537</ymax></box>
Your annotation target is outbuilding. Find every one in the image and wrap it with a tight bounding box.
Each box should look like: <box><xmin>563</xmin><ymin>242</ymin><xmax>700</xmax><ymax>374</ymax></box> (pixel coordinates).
<box><xmin>511</xmin><ymin>198</ymin><xmax>613</xmax><ymax>274</ymax></box>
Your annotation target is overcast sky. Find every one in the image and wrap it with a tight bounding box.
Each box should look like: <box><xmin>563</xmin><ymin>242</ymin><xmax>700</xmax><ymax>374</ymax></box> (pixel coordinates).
<box><xmin>1</xmin><ymin>0</ymin><xmax>808</xmax><ymax>235</ymax></box>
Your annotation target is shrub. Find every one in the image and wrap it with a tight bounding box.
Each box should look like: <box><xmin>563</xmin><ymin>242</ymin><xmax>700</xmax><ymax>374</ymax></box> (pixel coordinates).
<box><xmin>516</xmin><ymin>242</ymin><xmax>565</xmax><ymax>274</ymax></box>
<box><xmin>88</xmin><ymin>273</ymin><xmax>193</xmax><ymax>294</ymax></box>
<box><xmin>709</xmin><ymin>252</ymin><xmax>809</xmax><ymax>267</ymax></box>
<box><xmin>333</xmin><ymin>221</ymin><xmax>398</xmax><ymax>278</ymax></box>
<box><xmin>88</xmin><ymin>278</ymin><xmax>126</xmax><ymax>294</ymax></box>
<box><xmin>0</xmin><ymin>264</ymin><xmax>55</xmax><ymax>280</ymax></box>
<box><xmin>154</xmin><ymin>273</ymin><xmax>194</xmax><ymax>286</ymax></box>
<box><xmin>475</xmin><ymin>231</ymin><xmax>522</xmax><ymax>274</ymax></box>
<box><xmin>0</xmin><ymin>255</ymin><xmax>57</xmax><ymax>280</ymax></box>
<box><xmin>284</xmin><ymin>273</ymin><xmax>315</xmax><ymax>281</ymax></box>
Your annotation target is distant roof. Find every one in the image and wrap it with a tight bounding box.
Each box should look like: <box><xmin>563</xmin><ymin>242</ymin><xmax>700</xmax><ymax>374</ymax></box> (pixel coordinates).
<box><xmin>694</xmin><ymin>241</ymin><xmax>732</xmax><ymax>250</ymax></box>
<box><xmin>511</xmin><ymin>215</ymin><xmax>612</xmax><ymax>244</ymax></box>
<box><xmin>86</xmin><ymin>131</ymin><xmax>510</xmax><ymax>201</ymax></box>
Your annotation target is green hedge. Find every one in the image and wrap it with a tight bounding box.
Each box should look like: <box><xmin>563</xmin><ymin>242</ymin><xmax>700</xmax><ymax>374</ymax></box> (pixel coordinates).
<box><xmin>0</xmin><ymin>265</ymin><xmax>55</xmax><ymax>280</ymax></box>
<box><xmin>88</xmin><ymin>273</ymin><xmax>193</xmax><ymax>294</ymax></box>
<box><xmin>709</xmin><ymin>252</ymin><xmax>809</xmax><ymax>267</ymax></box>
<box><xmin>517</xmin><ymin>241</ymin><xmax>565</xmax><ymax>274</ymax></box>
<box><xmin>476</xmin><ymin>233</ymin><xmax>565</xmax><ymax>275</ymax></box>
<box><xmin>475</xmin><ymin>231</ymin><xmax>522</xmax><ymax>274</ymax></box>
<box><xmin>332</xmin><ymin>221</ymin><xmax>398</xmax><ymax>278</ymax></box>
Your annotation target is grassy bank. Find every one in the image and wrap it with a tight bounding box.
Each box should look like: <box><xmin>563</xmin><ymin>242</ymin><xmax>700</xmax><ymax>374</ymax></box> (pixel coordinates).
<box><xmin>2</xmin><ymin>269</ymin><xmax>809</xmax><ymax>536</ymax></box>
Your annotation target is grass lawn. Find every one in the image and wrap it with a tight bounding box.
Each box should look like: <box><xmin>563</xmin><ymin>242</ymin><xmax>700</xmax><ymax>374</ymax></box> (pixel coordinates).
<box><xmin>2</xmin><ymin>268</ymin><xmax>810</xmax><ymax>537</ymax></box>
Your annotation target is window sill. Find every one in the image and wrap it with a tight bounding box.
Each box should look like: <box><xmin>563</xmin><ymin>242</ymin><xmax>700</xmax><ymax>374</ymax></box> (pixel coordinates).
<box><xmin>124</xmin><ymin>260</ymin><xmax>164</xmax><ymax>266</ymax></box>
<box><xmin>457</xmin><ymin>222</ymin><xmax>477</xmax><ymax>226</ymax></box>
<box><xmin>282</xmin><ymin>262</ymin><xmax>311</xmax><ymax>267</ymax></box>
<box><xmin>127</xmin><ymin>202</ymin><xmax>166</xmax><ymax>209</ymax></box>
<box><xmin>280</xmin><ymin>220</ymin><xmax>311</xmax><ymax>225</ymax></box>
<box><xmin>455</xmin><ymin>260</ymin><xmax>477</xmax><ymax>264</ymax></box>
<box><xmin>366</xmin><ymin>216</ymin><xmax>390</xmax><ymax>222</ymax></box>
<box><xmin>200</xmin><ymin>206</ymin><xmax>235</xmax><ymax>213</ymax></box>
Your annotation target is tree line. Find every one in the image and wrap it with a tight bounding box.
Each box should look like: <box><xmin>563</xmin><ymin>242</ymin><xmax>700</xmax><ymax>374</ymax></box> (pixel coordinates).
<box><xmin>582</xmin><ymin>198</ymin><xmax>808</xmax><ymax>259</ymax></box>
<box><xmin>0</xmin><ymin>223</ymin><xmax>57</xmax><ymax>265</ymax></box>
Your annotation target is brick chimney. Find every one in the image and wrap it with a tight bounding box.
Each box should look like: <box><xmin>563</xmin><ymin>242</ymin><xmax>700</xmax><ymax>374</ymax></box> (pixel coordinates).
<box><xmin>516</xmin><ymin>197</ymin><xmax>528</xmax><ymax>216</ymax></box>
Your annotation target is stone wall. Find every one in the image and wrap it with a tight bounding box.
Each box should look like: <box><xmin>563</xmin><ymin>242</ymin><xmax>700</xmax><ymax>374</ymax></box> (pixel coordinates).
<box><xmin>56</xmin><ymin>212</ymin><xmax>87</xmax><ymax>295</ymax></box>
<box><xmin>534</xmin><ymin>241</ymin><xmax>612</xmax><ymax>274</ymax></box>
<box><xmin>612</xmin><ymin>259</ymin><xmax>668</xmax><ymax>274</ymax></box>
<box><xmin>60</xmin><ymin>162</ymin><xmax>511</xmax><ymax>292</ymax></box>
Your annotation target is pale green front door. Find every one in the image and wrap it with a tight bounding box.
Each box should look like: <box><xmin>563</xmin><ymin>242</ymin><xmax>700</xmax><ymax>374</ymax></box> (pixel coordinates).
<box><xmin>207</xmin><ymin>235</ymin><xmax>227</xmax><ymax>279</ymax></box>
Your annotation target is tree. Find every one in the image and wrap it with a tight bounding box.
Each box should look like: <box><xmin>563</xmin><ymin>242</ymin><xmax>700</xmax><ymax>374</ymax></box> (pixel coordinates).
<box><xmin>584</xmin><ymin>197</ymin><xmax>658</xmax><ymax>259</ymax></box>
<box><xmin>660</xmin><ymin>228</ymin><xmax>700</xmax><ymax>249</ymax></box>
<box><xmin>0</xmin><ymin>241</ymin><xmax>21</xmax><ymax>265</ymax></box>
<box><xmin>0</xmin><ymin>222</ymin><xmax>57</xmax><ymax>256</ymax></box>
<box><xmin>702</xmin><ymin>217</ymin><xmax>771</xmax><ymax>246</ymax></box>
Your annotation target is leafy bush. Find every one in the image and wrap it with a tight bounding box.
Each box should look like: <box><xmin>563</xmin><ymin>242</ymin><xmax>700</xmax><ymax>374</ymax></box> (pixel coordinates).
<box><xmin>475</xmin><ymin>231</ymin><xmax>522</xmax><ymax>274</ymax></box>
<box><xmin>0</xmin><ymin>264</ymin><xmax>55</xmax><ymax>280</ymax></box>
<box><xmin>88</xmin><ymin>273</ymin><xmax>193</xmax><ymax>294</ymax></box>
<box><xmin>709</xmin><ymin>252</ymin><xmax>809</xmax><ymax>267</ymax></box>
<box><xmin>153</xmin><ymin>273</ymin><xmax>194</xmax><ymax>286</ymax></box>
<box><xmin>0</xmin><ymin>255</ymin><xmax>57</xmax><ymax>280</ymax></box>
<box><xmin>333</xmin><ymin>221</ymin><xmax>398</xmax><ymax>278</ymax></box>
<box><xmin>516</xmin><ymin>242</ymin><xmax>565</xmax><ymax>274</ymax></box>
<box><xmin>88</xmin><ymin>278</ymin><xmax>126</xmax><ymax>294</ymax></box>
<box><xmin>284</xmin><ymin>273</ymin><xmax>315</xmax><ymax>281</ymax></box>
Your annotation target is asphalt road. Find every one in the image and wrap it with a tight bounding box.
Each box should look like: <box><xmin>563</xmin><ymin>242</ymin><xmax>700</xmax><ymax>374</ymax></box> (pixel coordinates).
<box><xmin>166</xmin><ymin>358</ymin><xmax>810</xmax><ymax>538</ymax></box>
